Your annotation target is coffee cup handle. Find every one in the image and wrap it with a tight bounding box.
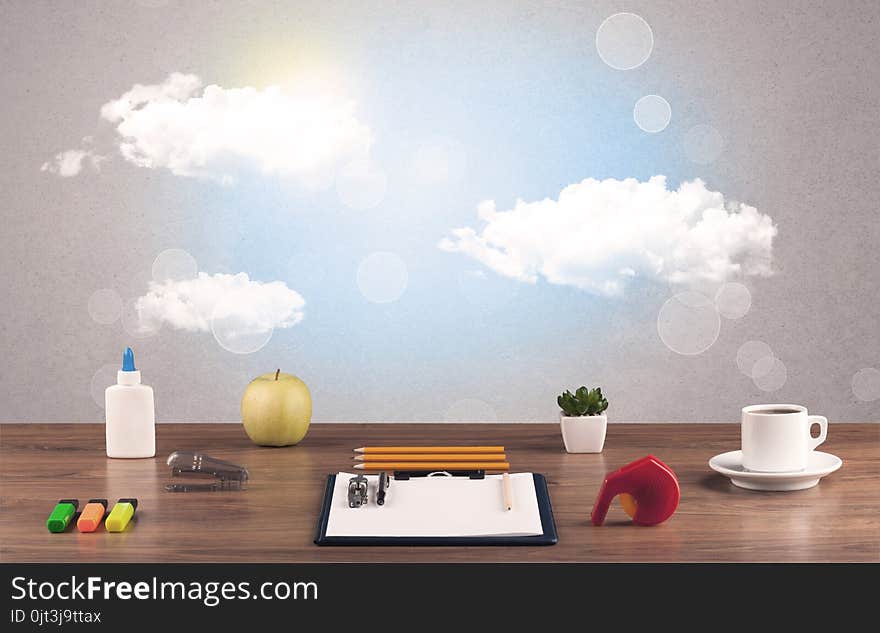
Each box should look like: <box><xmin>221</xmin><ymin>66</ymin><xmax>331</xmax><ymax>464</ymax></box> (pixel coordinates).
<box><xmin>808</xmin><ymin>415</ymin><xmax>828</xmax><ymax>451</ymax></box>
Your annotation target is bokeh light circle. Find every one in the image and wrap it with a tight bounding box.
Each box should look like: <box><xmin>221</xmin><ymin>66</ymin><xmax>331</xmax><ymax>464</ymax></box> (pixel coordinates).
<box><xmin>88</xmin><ymin>288</ymin><xmax>123</xmax><ymax>324</ymax></box>
<box><xmin>90</xmin><ymin>363</ymin><xmax>119</xmax><ymax>408</ymax></box>
<box><xmin>753</xmin><ymin>357</ymin><xmax>788</xmax><ymax>392</ymax></box>
<box><xmin>852</xmin><ymin>368</ymin><xmax>880</xmax><ymax>402</ymax></box>
<box><xmin>152</xmin><ymin>248</ymin><xmax>197</xmax><ymax>282</ymax></box>
<box><xmin>715</xmin><ymin>282</ymin><xmax>752</xmax><ymax>319</ymax></box>
<box><xmin>444</xmin><ymin>398</ymin><xmax>498</xmax><ymax>422</ymax></box>
<box><xmin>121</xmin><ymin>298</ymin><xmax>161</xmax><ymax>339</ymax></box>
<box><xmin>657</xmin><ymin>291</ymin><xmax>721</xmax><ymax>355</ymax></box>
<box><xmin>633</xmin><ymin>95</ymin><xmax>671</xmax><ymax>133</ymax></box>
<box><xmin>596</xmin><ymin>13</ymin><xmax>654</xmax><ymax>70</ymax></box>
<box><xmin>356</xmin><ymin>251</ymin><xmax>409</xmax><ymax>304</ymax></box>
<box><xmin>670</xmin><ymin>279</ymin><xmax>723</xmax><ymax>306</ymax></box>
<box><xmin>336</xmin><ymin>159</ymin><xmax>388</xmax><ymax>210</ymax></box>
<box><xmin>683</xmin><ymin>124</ymin><xmax>725</xmax><ymax>164</ymax></box>
<box><xmin>751</xmin><ymin>355</ymin><xmax>776</xmax><ymax>380</ymax></box>
<box><xmin>211</xmin><ymin>294</ymin><xmax>274</xmax><ymax>354</ymax></box>
<box><xmin>736</xmin><ymin>340</ymin><xmax>775</xmax><ymax>377</ymax></box>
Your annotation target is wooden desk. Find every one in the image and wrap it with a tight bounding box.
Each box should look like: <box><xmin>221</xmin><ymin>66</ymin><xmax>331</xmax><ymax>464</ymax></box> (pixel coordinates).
<box><xmin>1</xmin><ymin>423</ymin><xmax>877</xmax><ymax>562</ymax></box>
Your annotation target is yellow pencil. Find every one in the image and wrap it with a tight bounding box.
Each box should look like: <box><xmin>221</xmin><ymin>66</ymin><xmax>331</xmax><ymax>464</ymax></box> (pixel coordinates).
<box><xmin>353</xmin><ymin>462</ymin><xmax>510</xmax><ymax>471</ymax></box>
<box><xmin>353</xmin><ymin>446</ymin><xmax>505</xmax><ymax>454</ymax></box>
<box><xmin>502</xmin><ymin>472</ymin><xmax>513</xmax><ymax>511</ymax></box>
<box><xmin>354</xmin><ymin>453</ymin><xmax>507</xmax><ymax>462</ymax></box>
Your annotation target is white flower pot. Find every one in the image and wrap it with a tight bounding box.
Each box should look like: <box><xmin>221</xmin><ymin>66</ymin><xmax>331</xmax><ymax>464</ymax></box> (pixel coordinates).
<box><xmin>560</xmin><ymin>413</ymin><xmax>607</xmax><ymax>453</ymax></box>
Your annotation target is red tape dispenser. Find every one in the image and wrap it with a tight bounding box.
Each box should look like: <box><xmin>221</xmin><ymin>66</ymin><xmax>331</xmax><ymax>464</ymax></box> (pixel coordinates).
<box><xmin>591</xmin><ymin>455</ymin><xmax>680</xmax><ymax>526</ymax></box>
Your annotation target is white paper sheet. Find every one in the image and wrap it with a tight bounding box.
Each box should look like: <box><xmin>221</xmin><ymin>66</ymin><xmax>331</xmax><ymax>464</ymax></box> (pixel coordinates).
<box><xmin>325</xmin><ymin>472</ymin><xmax>544</xmax><ymax>537</ymax></box>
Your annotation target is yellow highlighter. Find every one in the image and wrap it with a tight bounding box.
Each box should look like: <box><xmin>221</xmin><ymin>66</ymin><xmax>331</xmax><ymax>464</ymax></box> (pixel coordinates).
<box><xmin>105</xmin><ymin>498</ymin><xmax>138</xmax><ymax>532</ymax></box>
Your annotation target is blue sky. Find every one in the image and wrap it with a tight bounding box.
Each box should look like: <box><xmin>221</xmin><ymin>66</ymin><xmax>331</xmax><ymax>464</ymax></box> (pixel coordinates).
<box><xmin>185</xmin><ymin>43</ymin><xmax>681</xmax><ymax>373</ymax></box>
<box><xmin>124</xmin><ymin>13</ymin><xmax>740</xmax><ymax>419</ymax></box>
<box><xmin>34</xmin><ymin>5</ymin><xmax>791</xmax><ymax>420</ymax></box>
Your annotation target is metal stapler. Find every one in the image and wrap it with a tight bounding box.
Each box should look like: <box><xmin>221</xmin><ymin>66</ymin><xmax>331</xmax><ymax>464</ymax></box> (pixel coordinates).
<box><xmin>165</xmin><ymin>451</ymin><xmax>249</xmax><ymax>492</ymax></box>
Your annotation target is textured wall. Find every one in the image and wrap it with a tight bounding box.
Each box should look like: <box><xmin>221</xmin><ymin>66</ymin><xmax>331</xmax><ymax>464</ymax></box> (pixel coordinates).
<box><xmin>1</xmin><ymin>0</ymin><xmax>878</xmax><ymax>422</ymax></box>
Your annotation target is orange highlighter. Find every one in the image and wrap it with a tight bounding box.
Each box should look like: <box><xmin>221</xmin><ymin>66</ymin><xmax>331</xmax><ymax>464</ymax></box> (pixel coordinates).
<box><xmin>77</xmin><ymin>499</ymin><xmax>108</xmax><ymax>533</ymax></box>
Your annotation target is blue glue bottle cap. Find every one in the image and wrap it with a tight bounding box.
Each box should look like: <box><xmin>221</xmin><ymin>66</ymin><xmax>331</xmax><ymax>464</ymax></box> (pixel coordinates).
<box><xmin>117</xmin><ymin>347</ymin><xmax>142</xmax><ymax>386</ymax></box>
<box><xmin>122</xmin><ymin>347</ymin><xmax>136</xmax><ymax>371</ymax></box>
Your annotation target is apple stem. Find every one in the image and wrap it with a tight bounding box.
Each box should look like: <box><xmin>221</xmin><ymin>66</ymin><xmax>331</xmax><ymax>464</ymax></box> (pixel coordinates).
<box><xmin>275</xmin><ymin>369</ymin><xmax>280</xmax><ymax>381</ymax></box>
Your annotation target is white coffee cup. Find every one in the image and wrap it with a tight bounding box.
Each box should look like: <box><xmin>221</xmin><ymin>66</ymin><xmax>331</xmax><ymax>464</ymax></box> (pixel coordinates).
<box><xmin>741</xmin><ymin>404</ymin><xmax>828</xmax><ymax>472</ymax></box>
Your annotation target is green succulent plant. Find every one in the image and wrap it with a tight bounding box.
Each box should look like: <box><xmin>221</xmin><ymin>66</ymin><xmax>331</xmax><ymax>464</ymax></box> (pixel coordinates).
<box><xmin>557</xmin><ymin>386</ymin><xmax>608</xmax><ymax>417</ymax></box>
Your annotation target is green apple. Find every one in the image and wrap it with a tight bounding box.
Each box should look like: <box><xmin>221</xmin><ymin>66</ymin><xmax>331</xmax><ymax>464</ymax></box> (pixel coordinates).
<box><xmin>241</xmin><ymin>369</ymin><xmax>312</xmax><ymax>446</ymax></box>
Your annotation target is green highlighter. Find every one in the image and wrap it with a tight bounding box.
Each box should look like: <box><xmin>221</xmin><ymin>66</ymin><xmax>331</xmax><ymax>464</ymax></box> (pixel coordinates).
<box><xmin>46</xmin><ymin>499</ymin><xmax>79</xmax><ymax>533</ymax></box>
<box><xmin>106</xmin><ymin>498</ymin><xmax>138</xmax><ymax>532</ymax></box>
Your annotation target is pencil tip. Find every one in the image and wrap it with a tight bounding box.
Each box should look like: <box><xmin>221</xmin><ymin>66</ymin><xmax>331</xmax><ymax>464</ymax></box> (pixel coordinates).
<box><xmin>353</xmin><ymin>455</ymin><xmax>364</xmax><ymax>461</ymax></box>
<box><xmin>353</xmin><ymin>463</ymin><xmax>364</xmax><ymax>469</ymax></box>
<box><xmin>353</xmin><ymin>447</ymin><xmax>365</xmax><ymax>453</ymax></box>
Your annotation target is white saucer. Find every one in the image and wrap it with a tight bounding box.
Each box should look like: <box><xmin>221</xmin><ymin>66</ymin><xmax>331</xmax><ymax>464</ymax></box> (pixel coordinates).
<box><xmin>708</xmin><ymin>450</ymin><xmax>842</xmax><ymax>491</ymax></box>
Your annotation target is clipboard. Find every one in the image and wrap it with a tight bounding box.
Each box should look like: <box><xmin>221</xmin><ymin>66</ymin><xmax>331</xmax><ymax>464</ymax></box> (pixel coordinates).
<box><xmin>314</xmin><ymin>472</ymin><xmax>558</xmax><ymax>546</ymax></box>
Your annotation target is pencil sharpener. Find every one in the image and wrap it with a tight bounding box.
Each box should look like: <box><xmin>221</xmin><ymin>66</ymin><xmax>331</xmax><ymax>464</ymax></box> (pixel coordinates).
<box><xmin>348</xmin><ymin>474</ymin><xmax>369</xmax><ymax>508</ymax></box>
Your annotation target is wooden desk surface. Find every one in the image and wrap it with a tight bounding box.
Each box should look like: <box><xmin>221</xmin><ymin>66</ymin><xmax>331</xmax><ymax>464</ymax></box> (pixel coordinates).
<box><xmin>1</xmin><ymin>423</ymin><xmax>877</xmax><ymax>562</ymax></box>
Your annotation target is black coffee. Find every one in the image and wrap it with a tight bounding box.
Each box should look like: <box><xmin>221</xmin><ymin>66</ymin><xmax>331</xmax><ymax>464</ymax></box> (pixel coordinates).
<box><xmin>752</xmin><ymin>408</ymin><xmax>800</xmax><ymax>415</ymax></box>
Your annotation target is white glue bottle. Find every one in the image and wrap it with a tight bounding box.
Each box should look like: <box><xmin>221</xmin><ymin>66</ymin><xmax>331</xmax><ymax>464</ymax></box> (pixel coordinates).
<box><xmin>105</xmin><ymin>347</ymin><xmax>156</xmax><ymax>458</ymax></box>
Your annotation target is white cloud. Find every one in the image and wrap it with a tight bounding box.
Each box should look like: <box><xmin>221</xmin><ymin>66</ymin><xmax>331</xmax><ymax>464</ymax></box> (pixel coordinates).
<box><xmin>97</xmin><ymin>72</ymin><xmax>373</xmax><ymax>185</ymax></box>
<box><xmin>135</xmin><ymin>272</ymin><xmax>305</xmax><ymax>336</ymax></box>
<box><xmin>41</xmin><ymin>149</ymin><xmax>103</xmax><ymax>177</ymax></box>
<box><xmin>439</xmin><ymin>176</ymin><xmax>776</xmax><ymax>296</ymax></box>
